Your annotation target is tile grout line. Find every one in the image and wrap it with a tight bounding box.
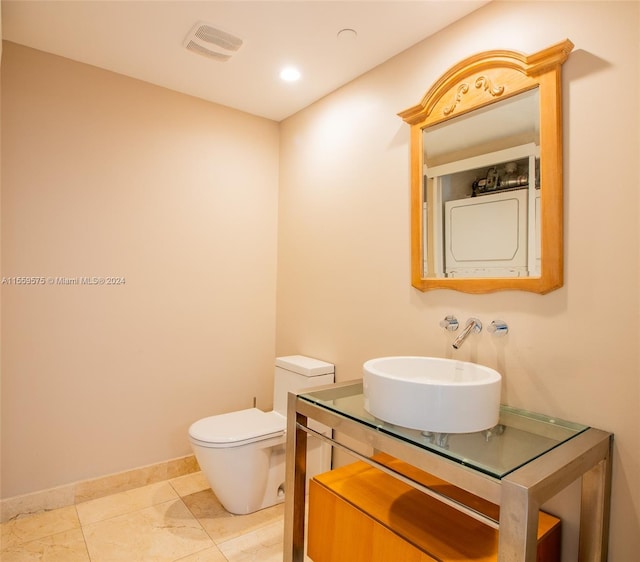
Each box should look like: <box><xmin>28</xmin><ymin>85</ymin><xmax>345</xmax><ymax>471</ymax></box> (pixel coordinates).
<box><xmin>75</xmin><ymin>504</ymin><xmax>93</xmax><ymax>561</ymax></box>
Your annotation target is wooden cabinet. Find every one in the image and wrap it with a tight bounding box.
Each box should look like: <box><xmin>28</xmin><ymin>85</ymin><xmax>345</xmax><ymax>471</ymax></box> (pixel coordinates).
<box><xmin>308</xmin><ymin>455</ymin><xmax>560</xmax><ymax>562</ymax></box>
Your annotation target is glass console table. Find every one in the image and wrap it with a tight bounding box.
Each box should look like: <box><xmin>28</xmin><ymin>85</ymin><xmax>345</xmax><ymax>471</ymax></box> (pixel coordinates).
<box><xmin>284</xmin><ymin>381</ymin><xmax>612</xmax><ymax>562</ymax></box>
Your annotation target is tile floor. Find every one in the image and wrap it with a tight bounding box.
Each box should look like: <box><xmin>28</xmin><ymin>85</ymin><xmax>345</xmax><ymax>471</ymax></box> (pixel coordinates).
<box><xmin>1</xmin><ymin>471</ymin><xmax>295</xmax><ymax>561</ymax></box>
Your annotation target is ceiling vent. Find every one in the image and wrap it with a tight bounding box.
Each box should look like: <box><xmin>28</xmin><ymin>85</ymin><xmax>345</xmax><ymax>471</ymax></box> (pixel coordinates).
<box><xmin>184</xmin><ymin>22</ymin><xmax>243</xmax><ymax>62</ymax></box>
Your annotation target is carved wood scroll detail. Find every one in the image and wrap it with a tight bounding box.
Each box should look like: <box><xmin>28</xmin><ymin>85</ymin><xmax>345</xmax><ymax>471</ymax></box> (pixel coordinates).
<box><xmin>443</xmin><ymin>83</ymin><xmax>470</xmax><ymax>116</ymax></box>
<box><xmin>475</xmin><ymin>76</ymin><xmax>505</xmax><ymax>97</ymax></box>
<box><xmin>443</xmin><ymin>75</ymin><xmax>505</xmax><ymax>117</ymax></box>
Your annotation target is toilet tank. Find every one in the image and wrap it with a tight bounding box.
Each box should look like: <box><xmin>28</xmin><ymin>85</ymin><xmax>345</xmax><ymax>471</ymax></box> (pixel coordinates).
<box><xmin>273</xmin><ymin>355</ymin><xmax>335</xmax><ymax>417</ymax></box>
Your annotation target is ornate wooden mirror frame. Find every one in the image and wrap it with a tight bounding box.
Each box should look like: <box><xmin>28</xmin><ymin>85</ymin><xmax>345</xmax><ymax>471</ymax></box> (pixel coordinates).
<box><xmin>399</xmin><ymin>39</ymin><xmax>574</xmax><ymax>294</ymax></box>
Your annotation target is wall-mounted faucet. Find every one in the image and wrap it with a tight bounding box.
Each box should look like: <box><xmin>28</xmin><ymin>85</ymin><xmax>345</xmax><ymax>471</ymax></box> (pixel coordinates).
<box><xmin>452</xmin><ymin>318</ymin><xmax>482</xmax><ymax>349</ymax></box>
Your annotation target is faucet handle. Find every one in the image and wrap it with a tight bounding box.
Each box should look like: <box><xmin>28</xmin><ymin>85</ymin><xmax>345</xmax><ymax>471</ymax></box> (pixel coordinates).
<box><xmin>439</xmin><ymin>315</ymin><xmax>459</xmax><ymax>331</ymax></box>
<box><xmin>488</xmin><ymin>320</ymin><xmax>509</xmax><ymax>337</ymax></box>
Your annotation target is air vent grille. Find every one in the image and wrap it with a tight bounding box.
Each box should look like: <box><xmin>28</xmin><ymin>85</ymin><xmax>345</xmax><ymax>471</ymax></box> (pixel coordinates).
<box><xmin>184</xmin><ymin>22</ymin><xmax>243</xmax><ymax>62</ymax></box>
<box><xmin>185</xmin><ymin>40</ymin><xmax>231</xmax><ymax>62</ymax></box>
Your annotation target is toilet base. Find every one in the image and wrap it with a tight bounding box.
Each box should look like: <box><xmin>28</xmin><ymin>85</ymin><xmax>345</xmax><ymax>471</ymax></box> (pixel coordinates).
<box><xmin>193</xmin><ymin>432</ymin><xmax>330</xmax><ymax>515</ymax></box>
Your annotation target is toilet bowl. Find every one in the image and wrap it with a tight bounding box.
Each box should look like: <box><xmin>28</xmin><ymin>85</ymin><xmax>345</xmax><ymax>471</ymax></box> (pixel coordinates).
<box><xmin>189</xmin><ymin>408</ymin><xmax>287</xmax><ymax>514</ymax></box>
<box><xmin>188</xmin><ymin>355</ymin><xmax>334</xmax><ymax>515</ymax></box>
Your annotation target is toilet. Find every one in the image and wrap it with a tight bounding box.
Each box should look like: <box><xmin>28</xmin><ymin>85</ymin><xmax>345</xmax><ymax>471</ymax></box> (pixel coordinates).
<box><xmin>188</xmin><ymin>355</ymin><xmax>335</xmax><ymax>515</ymax></box>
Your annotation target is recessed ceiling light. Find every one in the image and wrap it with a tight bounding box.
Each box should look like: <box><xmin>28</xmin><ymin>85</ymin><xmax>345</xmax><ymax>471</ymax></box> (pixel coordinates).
<box><xmin>280</xmin><ymin>66</ymin><xmax>301</xmax><ymax>82</ymax></box>
<box><xmin>337</xmin><ymin>28</ymin><xmax>358</xmax><ymax>41</ymax></box>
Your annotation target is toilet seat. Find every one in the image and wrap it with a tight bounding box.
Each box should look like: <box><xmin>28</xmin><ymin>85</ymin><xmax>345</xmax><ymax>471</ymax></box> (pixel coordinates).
<box><xmin>188</xmin><ymin>408</ymin><xmax>285</xmax><ymax>448</ymax></box>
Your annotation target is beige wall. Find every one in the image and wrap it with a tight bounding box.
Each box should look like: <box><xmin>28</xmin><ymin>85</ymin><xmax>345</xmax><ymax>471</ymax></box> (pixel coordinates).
<box><xmin>278</xmin><ymin>1</ymin><xmax>639</xmax><ymax>560</ymax></box>
<box><xmin>1</xmin><ymin>42</ymin><xmax>280</xmax><ymax>497</ymax></box>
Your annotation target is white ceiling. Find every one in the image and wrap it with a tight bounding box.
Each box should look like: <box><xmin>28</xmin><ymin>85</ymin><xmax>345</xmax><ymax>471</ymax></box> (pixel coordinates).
<box><xmin>1</xmin><ymin>1</ymin><xmax>489</xmax><ymax>121</ymax></box>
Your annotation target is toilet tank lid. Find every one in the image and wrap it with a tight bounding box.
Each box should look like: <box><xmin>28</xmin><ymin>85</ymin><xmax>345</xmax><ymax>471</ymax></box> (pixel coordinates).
<box><xmin>276</xmin><ymin>355</ymin><xmax>334</xmax><ymax>376</ymax></box>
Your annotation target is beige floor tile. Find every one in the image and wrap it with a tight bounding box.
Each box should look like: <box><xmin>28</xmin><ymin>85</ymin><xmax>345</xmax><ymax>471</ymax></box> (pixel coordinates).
<box><xmin>2</xmin><ymin>473</ymin><xmax>291</xmax><ymax>562</ymax></box>
<box><xmin>174</xmin><ymin>545</ymin><xmax>228</xmax><ymax>561</ymax></box>
<box><xmin>1</xmin><ymin>506</ymin><xmax>80</xmax><ymax>550</ymax></box>
<box><xmin>179</xmin><ymin>489</ymin><xmax>226</xmax><ymax>518</ymax></box>
<box><xmin>182</xmin><ymin>490</ymin><xmax>284</xmax><ymax>544</ymax></box>
<box><xmin>0</xmin><ymin>528</ymin><xmax>90</xmax><ymax>562</ymax></box>
<box><xmin>76</xmin><ymin>481</ymin><xmax>178</xmax><ymax>526</ymax></box>
<box><xmin>217</xmin><ymin>519</ymin><xmax>283</xmax><ymax>562</ymax></box>
<box><xmin>83</xmin><ymin>498</ymin><xmax>213</xmax><ymax>562</ymax></box>
<box><xmin>170</xmin><ymin>472</ymin><xmax>210</xmax><ymax>498</ymax></box>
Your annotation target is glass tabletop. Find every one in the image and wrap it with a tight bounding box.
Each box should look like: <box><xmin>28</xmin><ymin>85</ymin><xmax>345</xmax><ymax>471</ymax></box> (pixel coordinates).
<box><xmin>299</xmin><ymin>382</ymin><xmax>589</xmax><ymax>479</ymax></box>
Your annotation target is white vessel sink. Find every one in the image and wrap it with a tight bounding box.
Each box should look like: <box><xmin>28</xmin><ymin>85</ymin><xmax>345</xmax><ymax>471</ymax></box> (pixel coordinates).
<box><xmin>363</xmin><ymin>356</ymin><xmax>502</xmax><ymax>434</ymax></box>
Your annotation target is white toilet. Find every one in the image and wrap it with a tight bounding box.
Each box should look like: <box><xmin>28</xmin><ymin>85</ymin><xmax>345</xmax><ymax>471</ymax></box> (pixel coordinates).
<box><xmin>188</xmin><ymin>355</ymin><xmax>334</xmax><ymax>515</ymax></box>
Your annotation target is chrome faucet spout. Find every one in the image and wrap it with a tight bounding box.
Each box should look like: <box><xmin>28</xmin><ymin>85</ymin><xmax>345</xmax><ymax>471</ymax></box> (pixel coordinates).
<box><xmin>452</xmin><ymin>318</ymin><xmax>482</xmax><ymax>349</ymax></box>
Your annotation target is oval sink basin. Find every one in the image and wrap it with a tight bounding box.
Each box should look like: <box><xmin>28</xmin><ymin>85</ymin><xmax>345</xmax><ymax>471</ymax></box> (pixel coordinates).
<box><xmin>363</xmin><ymin>356</ymin><xmax>502</xmax><ymax>434</ymax></box>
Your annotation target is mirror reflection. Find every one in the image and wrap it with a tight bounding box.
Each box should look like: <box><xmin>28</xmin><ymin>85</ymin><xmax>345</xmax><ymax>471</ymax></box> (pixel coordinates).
<box><xmin>423</xmin><ymin>89</ymin><xmax>540</xmax><ymax>279</ymax></box>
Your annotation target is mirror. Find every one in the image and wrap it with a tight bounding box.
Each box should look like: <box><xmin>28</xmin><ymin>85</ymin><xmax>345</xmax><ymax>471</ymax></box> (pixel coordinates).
<box><xmin>399</xmin><ymin>40</ymin><xmax>573</xmax><ymax>293</ymax></box>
